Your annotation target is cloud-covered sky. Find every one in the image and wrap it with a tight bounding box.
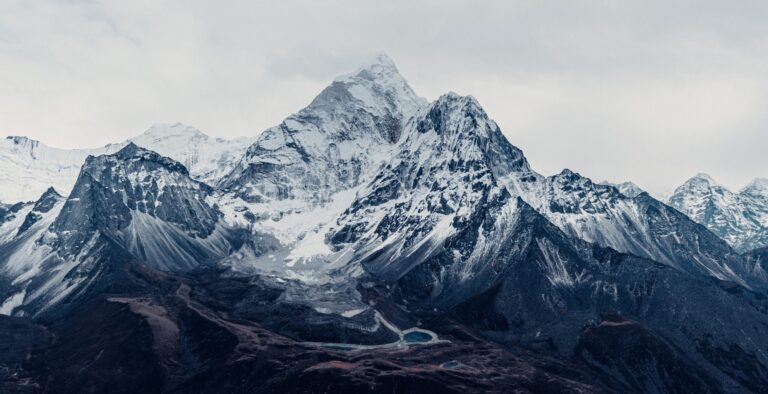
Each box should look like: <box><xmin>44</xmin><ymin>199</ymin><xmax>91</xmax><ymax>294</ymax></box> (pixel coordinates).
<box><xmin>1</xmin><ymin>1</ymin><xmax>766</xmax><ymax>195</ymax></box>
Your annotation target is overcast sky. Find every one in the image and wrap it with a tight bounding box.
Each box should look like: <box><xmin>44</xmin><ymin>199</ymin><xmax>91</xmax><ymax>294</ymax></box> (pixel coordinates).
<box><xmin>1</xmin><ymin>1</ymin><xmax>766</xmax><ymax>196</ymax></box>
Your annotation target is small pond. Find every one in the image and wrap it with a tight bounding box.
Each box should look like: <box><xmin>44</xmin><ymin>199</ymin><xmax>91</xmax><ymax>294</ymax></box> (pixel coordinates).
<box><xmin>403</xmin><ymin>330</ymin><xmax>434</xmax><ymax>343</ymax></box>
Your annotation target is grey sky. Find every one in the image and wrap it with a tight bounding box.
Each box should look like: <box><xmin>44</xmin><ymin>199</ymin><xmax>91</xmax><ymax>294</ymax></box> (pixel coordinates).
<box><xmin>1</xmin><ymin>1</ymin><xmax>766</xmax><ymax>196</ymax></box>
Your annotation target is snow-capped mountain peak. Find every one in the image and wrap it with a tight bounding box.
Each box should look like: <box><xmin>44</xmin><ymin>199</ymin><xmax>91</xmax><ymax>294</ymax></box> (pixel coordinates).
<box><xmin>110</xmin><ymin>141</ymin><xmax>190</xmax><ymax>174</ymax></box>
<box><xmin>327</xmin><ymin>90</ymin><xmax>520</xmax><ymax>277</ymax></box>
<box><xmin>16</xmin><ymin>187</ymin><xmax>63</xmax><ymax>236</ymax></box>
<box><xmin>218</xmin><ymin>54</ymin><xmax>428</xmax><ymax>205</ymax></box>
<box><xmin>410</xmin><ymin>92</ymin><xmax>539</xmax><ymax>192</ymax></box>
<box><xmin>669</xmin><ymin>173</ymin><xmax>768</xmax><ymax>253</ymax></box>
<box><xmin>741</xmin><ymin>177</ymin><xmax>768</xmax><ymax>200</ymax></box>
<box><xmin>678</xmin><ymin>173</ymin><xmax>725</xmax><ymax>191</ymax></box>
<box><xmin>332</xmin><ymin>53</ymin><xmax>426</xmax><ymax>123</ymax></box>
<box><xmin>668</xmin><ymin>173</ymin><xmax>730</xmax><ymax>210</ymax></box>
<box><xmin>419</xmin><ymin>93</ymin><xmax>482</xmax><ymax>141</ymax></box>
<box><xmin>125</xmin><ymin>123</ymin><xmax>255</xmax><ymax>185</ymax></box>
<box><xmin>0</xmin><ymin>143</ymin><xmax>239</xmax><ymax>316</ymax></box>
<box><xmin>667</xmin><ymin>174</ymin><xmax>723</xmax><ymax>201</ymax></box>
<box><xmin>137</xmin><ymin>122</ymin><xmax>208</xmax><ymax>141</ymax></box>
<box><xmin>334</xmin><ymin>52</ymin><xmax>407</xmax><ymax>90</ymax></box>
<box><xmin>691</xmin><ymin>172</ymin><xmax>717</xmax><ymax>184</ymax></box>
<box><xmin>555</xmin><ymin>168</ymin><xmax>579</xmax><ymax>179</ymax></box>
<box><xmin>334</xmin><ymin>52</ymin><xmax>396</xmax><ymax>80</ymax></box>
<box><xmin>5</xmin><ymin>136</ymin><xmax>40</xmax><ymax>153</ymax></box>
<box><xmin>416</xmin><ymin>92</ymin><xmax>488</xmax><ymax>137</ymax></box>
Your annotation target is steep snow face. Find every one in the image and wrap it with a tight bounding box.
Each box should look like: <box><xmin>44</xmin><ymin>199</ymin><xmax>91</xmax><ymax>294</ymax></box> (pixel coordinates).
<box><xmin>213</xmin><ymin>54</ymin><xmax>429</xmax><ymax>279</ymax></box>
<box><xmin>520</xmin><ymin>170</ymin><xmax>752</xmax><ymax>286</ymax></box>
<box><xmin>0</xmin><ymin>124</ymin><xmax>253</xmax><ymax>203</ymax></box>
<box><xmin>742</xmin><ymin>177</ymin><xmax>768</xmax><ymax>200</ymax></box>
<box><xmin>328</xmin><ymin>93</ymin><xmax>531</xmax><ymax>282</ymax></box>
<box><xmin>126</xmin><ymin>123</ymin><xmax>255</xmax><ymax>185</ymax></box>
<box><xmin>334</xmin><ymin>53</ymin><xmax>426</xmax><ymax>127</ymax></box>
<box><xmin>668</xmin><ymin>174</ymin><xmax>768</xmax><ymax>253</ymax></box>
<box><xmin>0</xmin><ymin>201</ymin><xmax>33</xmax><ymax>243</ymax></box>
<box><xmin>0</xmin><ymin>136</ymin><xmax>118</xmax><ymax>203</ymax></box>
<box><xmin>0</xmin><ymin>189</ymin><xmax>66</xmax><ymax>316</ymax></box>
<box><xmin>218</xmin><ymin>53</ymin><xmax>427</xmax><ymax>205</ymax></box>
<box><xmin>16</xmin><ymin>187</ymin><xmax>62</xmax><ymax>236</ymax></box>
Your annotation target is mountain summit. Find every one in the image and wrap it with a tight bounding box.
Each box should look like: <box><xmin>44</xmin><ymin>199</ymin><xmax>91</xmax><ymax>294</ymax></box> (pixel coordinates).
<box><xmin>742</xmin><ymin>177</ymin><xmax>768</xmax><ymax>200</ymax></box>
<box><xmin>669</xmin><ymin>174</ymin><xmax>768</xmax><ymax>253</ymax></box>
<box><xmin>218</xmin><ymin>54</ymin><xmax>427</xmax><ymax>205</ymax></box>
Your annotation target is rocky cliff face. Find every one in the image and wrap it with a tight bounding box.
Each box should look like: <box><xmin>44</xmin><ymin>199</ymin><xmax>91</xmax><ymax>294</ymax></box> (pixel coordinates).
<box><xmin>50</xmin><ymin>143</ymin><xmax>232</xmax><ymax>269</ymax></box>
<box><xmin>17</xmin><ymin>187</ymin><xmax>62</xmax><ymax>236</ymax></box>
<box><xmin>0</xmin><ymin>143</ymin><xmax>236</xmax><ymax>318</ymax></box>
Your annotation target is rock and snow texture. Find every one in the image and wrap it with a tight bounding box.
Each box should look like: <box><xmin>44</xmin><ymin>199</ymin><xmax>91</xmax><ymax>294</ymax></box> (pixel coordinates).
<box><xmin>0</xmin><ymin>136</ymin><xmax>117</xmax><ymax>204</ymax></box>
<box><xmin>520</xmin><ymin>170</ymin><xmax>753</xmax><ymax>287</ymax></box>
<box><xmin>0</xmin><ymin>144</ymin><xmax>236</xmax><ymax>316</ymax></box>
<box><xmin>324</xmin><ymin>89</ymin><xmax>755</xmax><ymax>290</ymax></box>
<box><xmin>0</xmin><ymin>123</ymin><xmax>253</xmax><ymax>203</ymax></box>
<box><xmin>127</xmin><ymin>123</ymin><xmax>255</xmax><ymax>186</ymax></box>
<box><xmin>50</xmin><ymin>143</ymin><xmax>232</xmax><ymax>270</ymax></box>
<box><xmin>328</xmin><ymin>92</ymin><xmax>536</xmax><ymax>279</ymax></box>
<box><xmin>16</xmin><ymin>187</ymin><xmax>62</xmax><ymax>236</ymax></box>
<box><xmin>218</xmin><ymin>53</ymin><xmax>427</xmax><ymax>205</ymax></box>
<box><xmin>213</xmin><ymin>53</ymin><xmax>429</xmax><ymax>281</ymax></box>
<box><xmin>669</xmin><ymin>174</ymin><xmax>768</xmax><ymax>253</ymax></box>
<box><xmin>0</xmin><ymin>188</ymin><xmax>66</xmax><ymax>316</ymax></box>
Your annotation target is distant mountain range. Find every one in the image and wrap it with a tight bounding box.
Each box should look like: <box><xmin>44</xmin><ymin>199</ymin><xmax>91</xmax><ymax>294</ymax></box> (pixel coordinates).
<box><xmin>669</xmin><ymin>173</ymin><xmax>768</xmax><ymax>253</ymax></box>
<box><xmin>1</xmin><ymin>54</ymin><xmax>767</xmax><ymax>393</ymax></box>
<box><xmin>0</xmin><ymin>122</ymin><xmax>254</xmax><ymax>203</ymax></box>
<box><xmin>598</xmin><ymin>175</ymin><xmax>768</xmax><ymax>254</ymax></box>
